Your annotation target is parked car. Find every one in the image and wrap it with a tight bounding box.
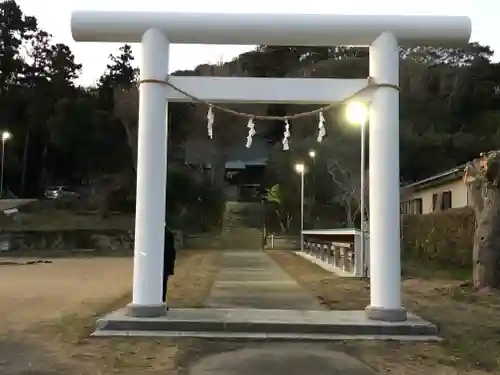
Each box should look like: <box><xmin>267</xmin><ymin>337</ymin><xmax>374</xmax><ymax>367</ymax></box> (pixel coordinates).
<box><xmin>44</xmin><ymin>186</ymin><xmax>81</xmax><ymax>201</ymax></box>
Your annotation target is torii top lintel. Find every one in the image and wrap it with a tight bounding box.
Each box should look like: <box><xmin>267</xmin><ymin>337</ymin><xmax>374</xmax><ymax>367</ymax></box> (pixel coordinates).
<box><xmin>71</xmin><ymin>11</ymin><xmax>471</xmax><ymax>47</ymax></box>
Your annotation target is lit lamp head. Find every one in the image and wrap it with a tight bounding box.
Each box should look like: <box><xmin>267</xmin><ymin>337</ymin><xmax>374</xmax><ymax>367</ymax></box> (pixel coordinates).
<box><xmin>2</xmin><ymin>131</ymin><xmax>11</xmax><ymax>142</ymax></box>
<box><xmin>345</xmin><ymin>101</ymin><xmax>368</xmax><ymax>125</ymax></box>
<box><xmin>295</xmin><ymin>163</ymin><xmax>305</xmax><ymax>174</ymax></box>
<box><xmin>308</xmin><ymin>150</ymin><xmax>316</xmax><ymax>159</ymax></box>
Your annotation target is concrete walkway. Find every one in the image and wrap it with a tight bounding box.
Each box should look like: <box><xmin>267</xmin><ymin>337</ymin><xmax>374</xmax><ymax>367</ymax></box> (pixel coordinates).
<box><xmin>188</xmin><ymin>343</ymin><xmax>377</xmax><ymax>375</ymax></box>
<box><xmin>205</xmin><ymin>250</ymin><xmax>324</xmax><ymax>310</ymax></box>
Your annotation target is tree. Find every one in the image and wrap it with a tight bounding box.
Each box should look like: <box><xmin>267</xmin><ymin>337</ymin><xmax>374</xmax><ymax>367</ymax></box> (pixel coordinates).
<box><xmin>265</xmin><ymin>184</ymin><xmax>293</xmax><ymax>233</ymax></box>
<box><xmin>0</xmin><ymin>0</ymin><xmax>37</xmax><ymax>94</ymax></box>
<box><xmin>98</xmin><ymin>44</ymin><xmax>139</xmax><ymax>168</ymax></box>
<box><xmin>17</xmin><ymin>28</ymin><xmax>81</xmax><ymax>195</ymax></box>
<box><xmin>101</xmin><ymin>45</ymin><xmax>195</xmax><ymax>169</ymax></box>
<box><xmin>463</xmin><ymin>151</ymin><xmax>500</xmax><ymax>290</ymax></box>
<box><xmin>323</xmin><ymin>133</ymin><xmax>367</xmax><ymax>227</ymax></box>
<box><xmin>47</xmin><ymin>94</ymin><xmax>129</xmax><ymax>182</ymax></box>
<box><xmin>401</xmin><ymin>43</ymin><xmax>494</xmax><ymax>67</ymax></box>
<box><xmin>0</xmin><ymin>3</ymin><xmax>497</xmax><ymax>225</ymax></box>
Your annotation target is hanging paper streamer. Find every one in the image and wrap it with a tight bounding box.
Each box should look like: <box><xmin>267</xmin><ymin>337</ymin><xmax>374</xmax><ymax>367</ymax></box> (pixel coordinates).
<box><xmin>207</xmin><ymin>106</ymin><xmax>214</xmax><ymax>139</ymax></box>
<box><xmin>245</xmin><ymin>117</ymin><xmax>256</xmax><ymax>148</ymax></box>
<box><xmin>282</xmin><ymin>119</ymin><xmax>291</xmax><ymax>151</ymax></box>
<box><xmin>317</xmin><ymin>112</ymin><xmax>326</xmax><ymax>143</ymax></box>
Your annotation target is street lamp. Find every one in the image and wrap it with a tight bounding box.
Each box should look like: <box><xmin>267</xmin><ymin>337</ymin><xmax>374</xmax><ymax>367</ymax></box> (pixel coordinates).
<box><xmin>1</xmin><ymin>131</ymin><xmax>12</xmax><ymax>199</ymax></box>
<box><xmin>295</xmin><ymin>162</ymin><xmax>305</xmax><ymax>251</ymax></box>
<box><xmin>345</xmin><ymin>101</ymin><xmax>368</xmax><ymax>276</ymax></box>
<box><xmin>308</xmin><ymin>149</ymin><xmax>317</xmax><ymax>225</ymax></box>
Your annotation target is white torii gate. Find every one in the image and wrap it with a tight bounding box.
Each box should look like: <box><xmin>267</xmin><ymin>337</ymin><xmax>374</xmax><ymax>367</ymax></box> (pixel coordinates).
<box><xmin>71</xmin><ymin>11</ymin><xmax>471</xmax><ymax>321</ymax></box>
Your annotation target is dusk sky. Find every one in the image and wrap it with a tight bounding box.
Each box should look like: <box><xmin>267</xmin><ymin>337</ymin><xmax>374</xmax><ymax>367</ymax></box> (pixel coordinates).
<box><xmin>16</xmin><ymin>0</ymin><xmax>496</xmax><ymax>85</ymax></box>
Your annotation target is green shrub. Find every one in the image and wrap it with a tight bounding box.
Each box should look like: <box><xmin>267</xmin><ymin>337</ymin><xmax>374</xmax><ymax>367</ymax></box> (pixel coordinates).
<box><xmin>402</xmin><ymin>207</ymin><xmax>475</xmax><ymax>267</ymax></box>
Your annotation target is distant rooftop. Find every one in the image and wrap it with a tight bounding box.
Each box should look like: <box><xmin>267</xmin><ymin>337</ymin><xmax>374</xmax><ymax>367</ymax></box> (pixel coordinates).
<box><xmin>184</xmin><ymin>138</ymin><xmax>269</xmax><ymax>169</ymax></box>
<box><xmin>402</xmin><ymin>164</ymin><xmax>466</xmax><ymax>190</ymax></box>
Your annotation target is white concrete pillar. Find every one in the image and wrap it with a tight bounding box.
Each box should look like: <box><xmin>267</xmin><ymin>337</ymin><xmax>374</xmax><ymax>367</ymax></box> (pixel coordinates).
<box><xmin>365</xmin><ymin>32</ymin><xmax>407</xmax><ymax>322</ymax></box>
<box><xmin>127</xmin><ymin>29</ymin><xmax>169</xmax><ymax>317</ymax></box>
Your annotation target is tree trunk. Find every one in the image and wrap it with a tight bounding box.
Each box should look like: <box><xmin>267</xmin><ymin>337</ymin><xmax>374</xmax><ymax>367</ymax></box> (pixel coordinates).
<box><xmin>285</xmin><ymin>213</ymin><xmax>292</xmax><ymax>233</ymax></box>
<box><xmin>113</xmin><ymin>87</ymin><xmax>139</xmax><ymax>171</ymax></box>
<box><xmin>467</xmin><ymin>179</ymin><xmax>484</xmax><ymax>221</ymax></box>
<box><xmin>38</xmin><ymin>143</ymin><xmax>49</xmax><ymax>190</ymax></box>
<box><xmin>210</xmin><ymin>148</ymin><xmax>227</xmax><ymax>188</ymax></box>
<box><xmin>275</xmin><ymin>209</ymin><xmax>286</xmax><ymax>233</ymax></box>
<box><xmin>122</xmin><ymin>119</ymin><xmax>138</xmax><ymax>171</ymax></box>
<box><xmin>473</xmin><ymin>185</ymin><xmax>500</xmax><ymax>289</ymax></box>
<box><xmin>19</xmin><ymin>130</ymin><xmax>30</xmax><ymax>197</ymax></box>
<box><xmin>344</xmin><ymin>202</ymin><xmax>354</xmax><ymax>227</ymax></box>
<box><xmin>465</xmin><ymin>154</ymin><xmax>500</xmax><ymax>290</ymax></box>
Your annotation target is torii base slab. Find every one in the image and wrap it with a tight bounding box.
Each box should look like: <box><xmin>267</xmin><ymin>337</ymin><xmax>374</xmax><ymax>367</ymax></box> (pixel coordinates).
<box><xmin>93</xmin><ymin>307</ymin><xmax>439</xmax><ymax>341</ymax></box>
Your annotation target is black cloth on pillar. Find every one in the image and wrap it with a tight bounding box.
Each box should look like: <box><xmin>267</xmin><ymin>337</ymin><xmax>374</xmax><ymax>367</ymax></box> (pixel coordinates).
<box><xmin>163</xmin><ymin>228</ymin><xmax>176</xmax><ymax>276</ymax></box>
<box><xmin>162</xmin><ymin>227</ymin><xmax>176</xmax><ymax>303</ymax></box>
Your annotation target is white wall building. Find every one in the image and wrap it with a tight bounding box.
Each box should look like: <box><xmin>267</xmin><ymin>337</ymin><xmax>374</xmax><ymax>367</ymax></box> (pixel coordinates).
<box><xmin>401</xmin><ymin>165</ymin><xmax>468</xmax><ymax>215</ymax></box>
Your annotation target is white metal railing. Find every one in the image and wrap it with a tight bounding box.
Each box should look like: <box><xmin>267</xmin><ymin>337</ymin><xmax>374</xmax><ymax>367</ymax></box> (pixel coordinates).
<box><xmin>303</xmin><ymin>240</ymin><xmax>356</xmax><ymax>274</ymax></box>
<box><xmin>298</xmin><ymin>229</ymin><xmax>370</xmax><ymax>277</ymax></box>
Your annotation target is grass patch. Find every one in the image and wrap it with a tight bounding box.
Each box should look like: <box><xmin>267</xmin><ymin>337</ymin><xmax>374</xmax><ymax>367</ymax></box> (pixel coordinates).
<box><xmin>30</xmin><ymin>250</ymin><xmax>221</xmax><ymax>375</ymax></box>
<box><xmin>266</xmin><ymin>250</ymin><xmax>369</xmax><ymax>310</ymax></box>
<box><xmin>50</xmin><ymin>290</ymin><xmax>133</xmax><ymax>343</ymax></box>
<box><xmin>268</xmin><ymin>250</ymin><xmax>500</xmax><ymax>374</ymax></box>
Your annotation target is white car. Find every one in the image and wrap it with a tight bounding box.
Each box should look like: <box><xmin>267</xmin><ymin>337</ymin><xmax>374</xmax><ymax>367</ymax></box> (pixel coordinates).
<box><xmin>44</xmin><ymin>186</ymin><xmax>81</xmax><ymax>201</ymax></box>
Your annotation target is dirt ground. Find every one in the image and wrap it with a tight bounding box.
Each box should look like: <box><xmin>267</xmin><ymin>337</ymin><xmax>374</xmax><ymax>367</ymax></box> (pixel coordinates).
<box><xmin>0</xmin><ymin>257</ymin><xmax>132</xmax><ymax>331</ymax></box>
<box><xmin>4</xmin><ymin>247</ymin><xmax>498</xmax><ymax>375</ymax></box>
<box><xmin>0</xmin><ymin>250</ymin><xmax>222</xmax><ymax>375</ymax></box>
<box><xmin>267</xmin><ymin>250</ymin><xmax>500</xmax><ymax>375</ymax></box>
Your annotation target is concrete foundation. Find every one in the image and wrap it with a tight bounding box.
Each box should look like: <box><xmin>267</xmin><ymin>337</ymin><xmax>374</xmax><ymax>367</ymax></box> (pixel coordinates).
<box><xmin>126</xmin><ymin>303</ymin><xmax>166</xmax><ymax>317</ymax></box>
<box><xmin>94</xmin><ymin>307</ymin><xmax>438</xmax><ymax>340</ymax></box>
<box><xmin>365</xmin><ymin>305</ymin><xmax>407</xmax><ymax>322</ymax></box>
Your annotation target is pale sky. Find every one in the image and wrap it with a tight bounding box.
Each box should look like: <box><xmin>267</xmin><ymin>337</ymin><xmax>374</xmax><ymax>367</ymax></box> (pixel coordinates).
<box><xmin>17</xmin><ymin>0</ymin><xmax>496</xmax><ymax>86</ymax></box>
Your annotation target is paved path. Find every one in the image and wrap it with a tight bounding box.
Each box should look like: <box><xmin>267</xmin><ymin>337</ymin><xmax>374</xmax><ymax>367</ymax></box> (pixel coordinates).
<box><xmin>191</xmin><ymin>251</ymin><xmax>376</xmax><ymax>375</ymax></box>
<box><xmin>187</xmin><ymin>342</ymin><xmax>376</xmax><ymax>375</ymax></box>
<box><xmin>205</xmin><ymin>250</ymin><xmax>323</xmax><ymax>310</ymax></box>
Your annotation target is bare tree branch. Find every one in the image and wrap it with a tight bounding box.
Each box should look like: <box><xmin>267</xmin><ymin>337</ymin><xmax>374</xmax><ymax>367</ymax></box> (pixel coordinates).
<box><xmin>326</xmin><ymin>154</ymin><xmax>368</xmax><ymax>226</ymax></box>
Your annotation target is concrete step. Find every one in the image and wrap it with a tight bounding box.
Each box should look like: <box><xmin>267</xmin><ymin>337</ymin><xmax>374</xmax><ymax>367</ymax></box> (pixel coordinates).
<box><xmin>92</xmin><ymin>329</ymin><xmax>442</xmax><ymax>342</ymax></box>
<box><xmin>223</xmin><ymin>201</ymin><xmax>264</xmax><ymax>230</ymax></box>
<box><xmin>95</xmin><ymin>308</ymin><xmax>439</xmax><ymax>338</ymax></box>
<box><xmin>184</xmin><ymin>235</ymin><xmax>222</xmax><ymax>249</ymax></box>
<box><xmin>220</xmin><ymin>228</ymin><xmax>263</xmax><ymax>249</ymax></box>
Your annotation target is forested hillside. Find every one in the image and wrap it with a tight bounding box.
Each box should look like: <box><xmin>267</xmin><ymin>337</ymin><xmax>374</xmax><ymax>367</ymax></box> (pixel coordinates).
<box><xmin>1</xmin><ymin>0</ymin><xmax>499</xmax><ymax>201</ymax></box>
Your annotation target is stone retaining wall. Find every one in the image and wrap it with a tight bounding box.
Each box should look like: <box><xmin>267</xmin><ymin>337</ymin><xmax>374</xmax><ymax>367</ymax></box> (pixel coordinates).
<box><xmin>0</xmin><ymin>230</ymin><xmax>184</xmax><ymax>254</ymax></box>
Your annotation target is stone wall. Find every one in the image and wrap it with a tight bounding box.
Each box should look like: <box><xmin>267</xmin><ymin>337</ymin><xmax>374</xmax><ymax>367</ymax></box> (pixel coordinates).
<box><xmin>0</xmin><ymin>229</ymin><xmax>184</xmax><ymax>255</ymax></box>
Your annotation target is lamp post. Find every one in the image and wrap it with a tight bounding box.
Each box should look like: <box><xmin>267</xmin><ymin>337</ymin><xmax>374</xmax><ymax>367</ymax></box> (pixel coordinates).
<box><xmin>308</xmin><ymin>150</ymin><xmax>316</xmax><ymax>226</ymax></box>
<box><xmin>1</xmin><ymin>131</ymin><xmax>12</xmax><ymax>199</ymax></box>
<box><xmin>345</xmin><ymin>102</ymin><xmax>368</xmax><ymax>276</ymax></box>
<box><xmin>294</xmin><ymin>162</ymin><xmax>305</xmax><ymax>251</ymax></box>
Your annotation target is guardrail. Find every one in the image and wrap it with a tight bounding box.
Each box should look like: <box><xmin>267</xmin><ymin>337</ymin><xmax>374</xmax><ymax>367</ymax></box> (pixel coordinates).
<box><xmin>299</xmin><ymin>229</ymin><xmax>370</xmax><ymax>277</ymax></box>
<box><xmin>303</xmin><ymin>240</ymin><xmax>356</xmax><ymax>275</ymax></box>
<box><xmin>264</xmin><ymin>235</ymin><xmax>300</xmax><ymax>250</ymax></box>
